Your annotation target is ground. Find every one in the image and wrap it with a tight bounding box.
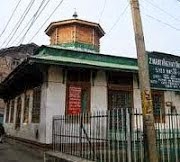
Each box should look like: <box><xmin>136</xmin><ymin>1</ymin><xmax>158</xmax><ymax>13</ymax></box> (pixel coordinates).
<box><xmin>0</xmin><ymin>141</ymin><xmax>43</xmax><ymax>162</ymax></box>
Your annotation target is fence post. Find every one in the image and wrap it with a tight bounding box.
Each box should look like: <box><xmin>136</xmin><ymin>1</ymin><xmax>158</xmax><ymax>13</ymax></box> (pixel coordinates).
<box><xmin>79</xmin><ymin>113</ymin><xmax>83</xmax><ymax>157</ymax></box>
<box><xmin>126</xmin><ymin>108</ymin><xmax>132</xmax><ymax>162</ymax></box>
<box><xmin>52</xmin><ymin>117</ymin><xmax>55</xmax><ymax>151</ymax></box>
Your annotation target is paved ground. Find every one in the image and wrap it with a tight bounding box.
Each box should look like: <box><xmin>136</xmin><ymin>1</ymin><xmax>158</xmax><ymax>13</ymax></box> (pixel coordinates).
<box><xmin>0</xmin><ymin>141</ymin><xmax>44</xmax><ymax>162</ymax></box>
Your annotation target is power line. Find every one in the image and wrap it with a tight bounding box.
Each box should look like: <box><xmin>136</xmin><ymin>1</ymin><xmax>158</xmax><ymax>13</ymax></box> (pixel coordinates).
<box><xmin>18</xmin><ymin>0</ymin><xmax>50</xmax><ymax>44</ymax></box>
<box><xmin>28</xmin><ymin>0</ymin><xmax>64</xmax><ymax>43</ymax></box>
<box><xmin>145</xmin><ymin>14</ymin><xmax>180</xmax><ymax>32</ymax></box>
<box><xmin>11</xmin><ymin>0</ymin><xmax>52</xmax><ymax>46</ymax></box>
<box><xmin>98</xmin><ymin>0</ymin><xmax>107</xmax><ymax>23</ymax></box>
<box><xmin>107</xmin><ymin>3</ymin><xmax>129</xmax><ymax>35</ymax></box>
<box><xmin>0</xmin><ymin>0</ymin><xmax>22</xmax><ymax>39</ymax></box>
<box><xmin>142</xmin><ymin>0</ymin><xmax>180</xmax><ymax>23</ymax></box>
<box><xmin>1</xmin><ymin>0</ymin><xmax>36</xmax><ymax>48</ymax></box>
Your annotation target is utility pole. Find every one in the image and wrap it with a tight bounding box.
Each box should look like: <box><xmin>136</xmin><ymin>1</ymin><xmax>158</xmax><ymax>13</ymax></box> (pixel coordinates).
<box><xmin>129</xmin><ymin>0</ymin><xmax>158</xmax><ymax>161</ymax></box>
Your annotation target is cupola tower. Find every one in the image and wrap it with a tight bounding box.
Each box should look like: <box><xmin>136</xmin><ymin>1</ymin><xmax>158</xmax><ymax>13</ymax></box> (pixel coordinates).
<box><xmin>45</xmin><ymin>13</ymin><xmax>105</xmax><ymax>52</ymax></box>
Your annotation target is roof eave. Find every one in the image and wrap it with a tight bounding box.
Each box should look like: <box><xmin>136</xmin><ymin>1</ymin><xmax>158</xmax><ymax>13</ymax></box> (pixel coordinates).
<box><xmin>45</xmin><ymin>19</ymin><xmax>105</xmax><ymax>37</ymax></box>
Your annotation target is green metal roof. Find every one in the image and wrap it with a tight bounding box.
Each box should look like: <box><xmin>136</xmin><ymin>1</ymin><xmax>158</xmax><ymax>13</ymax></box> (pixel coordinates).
<box><xmin>31</xmin><ymin>45</ymin><xmax>138</xmax><ymax>71</ymax></box>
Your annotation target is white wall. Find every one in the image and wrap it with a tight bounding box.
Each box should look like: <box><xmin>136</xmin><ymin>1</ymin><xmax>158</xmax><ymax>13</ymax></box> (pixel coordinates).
<box><xmin>45</xmin><ymin>66</ymin><xmax>66</xmax><ymax>144</ymax></box>
<box><xmin>91</xmin><ymin>70</ymin><xmax>107</xmax><ymax>112</ymax></box>
<box><xmin>133</xmin><ymin>73</ymin><xmax>142</xmax><ymax>112</ymax></box>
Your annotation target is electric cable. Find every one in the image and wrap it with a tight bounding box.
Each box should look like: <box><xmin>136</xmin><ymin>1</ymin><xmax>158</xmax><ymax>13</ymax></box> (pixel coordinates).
<box><xmin>11</xmin><ymin>0</ymin><xmax>51</xmax><ymax>46</ymax></box>
<box><xmin>0</xmin><ymin>0</ymin><xmax>22</xmax><ymax>39</ymax></box>
<box><xmin>18</xmin><ymin>0</ymin><xmax>49</xmax><ymax>44</ymax></box>
<box><xmin>145</xmin><ymin>14</ymin><xmax>180</xmax><ymax>32</ymax></box>
<box><xmin>107</xmin><ymin>3</ymin><xmax>129</xmax><ymax>35</ymax></box>
<box><xmin>98</xmin><ymin>0</ymin><xmax>107</xmax><ymax>23</ymax></box>
<box><xmin>28</xmin><ymin>0</ymin><xmax>64</xmax><ymax>43</ymax></box>
<box><xmin>1</xmin><ymin>0</ymin><xmax>36</xmax><ymax>48</ymax></box>
<box><xmin>143</xmin><ymin>0</ymin><xmax>180</xmax><ymax>23</ymax></box>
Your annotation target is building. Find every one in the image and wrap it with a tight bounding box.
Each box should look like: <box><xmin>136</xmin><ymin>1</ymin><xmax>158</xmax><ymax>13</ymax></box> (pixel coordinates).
<box><xmin>0</xmin><ymin>43</ymin><xmax>38</xmax><ymax>123</ymax></box>
<box><xmin>0</xmin><ymin>16</ymin><xmax>179</xmax><ymax>146</ymax></box>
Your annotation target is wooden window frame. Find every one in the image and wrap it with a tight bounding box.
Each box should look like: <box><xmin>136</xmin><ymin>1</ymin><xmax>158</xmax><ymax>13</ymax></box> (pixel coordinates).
<box><xmin>32</xmin><ymin>86</ymin><xmax>41</xmax><ymax>123</ymax></box>
<box><xmin>66</xmin><ymin>69</ymin><xmax>91</xmax><ymax>116</ymax></box>
<box><xmin>10</xmin><ymin>100</ymin><xmax>15</xmax><ymax>123</ymax></box>
<box><xmin>66</xmin><ymin>82</ymin><xmax>91</xmax><ymax>115</ymax></box>
<box><xmin>152</xmin><ymin>90</ymin><xmax>165</xmax><ymax>123</ymax></box>
<box><xmin>5</xmin><ymin>101</ymin><xmax>10</xmax><ymax>123</ymax></box>
<box><xmin>15</xmin><ymin>97</ymin><xmax>22</xmax><ymax>130</ymax></box>
<box><xmin>23</xmin><ymin>93</ymin><xmax>30</xmax><ymax>123</ymax></box>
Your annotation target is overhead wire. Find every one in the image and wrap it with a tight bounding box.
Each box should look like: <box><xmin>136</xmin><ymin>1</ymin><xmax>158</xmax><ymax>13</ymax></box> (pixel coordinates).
<box><xmin>0</xmin><ymin>0</ymin><xmax>22</xmax><ymax>39</ymax></box>
<box><xmin>144</xmin><ymin>14</ymin><xmax>180</xmax><ymax>32</ymax></box>
<box><xmin>107</xmin><ymin>3</ymin><xmax>129</xmax><ymax>35</ymax></box>
<box><xmin>140</xmin><ymin>2</ymin><xmax>180</xmax><ymax>32</ymax></box>
<box><xmin>17</xmin><ymin>0</ymin><xmax>50</xmax><ymax>44</ymax></box>
<box><xmin>142</xmin><ymin>0</ymin><xmax>180</xmax><ymax>23</ymax></box>
<box><xmin>98</xmin><ymin>0</ymin><xmax>107</xmax><ymax>23</ymax></box>
<box><xmin>11</xmin><ymin>0</ymin><xmax>52</xmax><ymax>46</ymax></box>
<box><xmin>1</xmin><ymin>0</ymin><xmax>36</xmax><ymax>48</ymax></box>
<box><xmin>28</xmin><ymin>0</ymin><xmax>64</xmax><ymax>43</ymax></box>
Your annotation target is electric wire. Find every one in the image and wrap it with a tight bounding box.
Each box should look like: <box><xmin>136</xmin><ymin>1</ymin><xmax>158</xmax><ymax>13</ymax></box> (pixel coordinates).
<box><xmin>107</xmin><ymin>3</ymin><xmax>129</xmax><ymax>35</ymax></box>
<box><xmin>145</xmin><ymin>14</ymin><xmax>180</xmax><ymax>32</ymax></box>
<box><xmin>98</xmin><ymin>0</ymin><xmax>107</xmax><ymax>23</ymax></box>
<box><xmin>143</xmin><ymin>0</ymin><xmax>180</xmax><ymax>23</ymax></box>
<box><xmin>0</xmin><ymin>0</ymin><xmax>22</xmax><ymax>39</ymax></box>
<box><xmin>140</xmin><ymin>2</ymin><xmax>180</xmax><ymax>32</ymax></box>
<box><xmin>18</xmin><ymin>0</ymin><xmax>50</xmax><ymax>44</ymax></box>
<box><xmin>11</xmin><ymin>0</ymin><xmax>51</xmax><ymax>46</ymax></box>
<box><xmin>28</xmin><ymin>0</ymin><xmax>64</xmax><ymax>43</ymax></box>
<box><xmin>1</xmin><ymin>0</ymin><xmax>36</xmax><ymax>48</ymax></box>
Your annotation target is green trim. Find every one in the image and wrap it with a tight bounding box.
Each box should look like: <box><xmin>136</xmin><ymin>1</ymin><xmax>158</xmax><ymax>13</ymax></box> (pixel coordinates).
<box><xmin>57</xmin><ymin>42</ymin><xmax>99</xmax><ymax>52</ymax></box>
<box><xmin>32</xmin><ymin>45</ymin><xmax>138</xmax><ymax>71</ymax></box>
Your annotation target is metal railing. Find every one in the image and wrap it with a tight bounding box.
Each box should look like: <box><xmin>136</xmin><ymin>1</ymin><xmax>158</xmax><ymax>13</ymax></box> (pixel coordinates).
<box><xmin>52</xmin><ymin>108</ymin><xmax>180</xmax><ymax>162</ymax></box>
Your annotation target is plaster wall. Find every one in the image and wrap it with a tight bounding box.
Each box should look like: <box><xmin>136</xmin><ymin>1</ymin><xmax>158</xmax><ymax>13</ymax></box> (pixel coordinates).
<box><xmin>45</xmin><ymin>66</ymin><xmax>66</xmax><ymax>144</ymax></box>
<box><xmin>91</xmin><ymin>70</ymin><xmax>107</xmax><ymax>112</ymax></box>
<box><xmin>133</xmin><ymin>74</ymin><xmax>142</xmax><ymax>112</ymax></box>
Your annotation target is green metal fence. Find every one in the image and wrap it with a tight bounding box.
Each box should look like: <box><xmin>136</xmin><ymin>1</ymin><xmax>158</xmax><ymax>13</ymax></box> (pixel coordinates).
<box><xmin>52</xmin><ymin>109</ymin><xmax>180</xmax><ymax>162</ymax></box>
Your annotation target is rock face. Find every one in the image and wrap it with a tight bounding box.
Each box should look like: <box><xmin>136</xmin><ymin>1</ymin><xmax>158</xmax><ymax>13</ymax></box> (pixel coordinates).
<box><xmin>0</xmin><ymin>43</ymin><xmax>39</xmax><ymax>114</ymax></box>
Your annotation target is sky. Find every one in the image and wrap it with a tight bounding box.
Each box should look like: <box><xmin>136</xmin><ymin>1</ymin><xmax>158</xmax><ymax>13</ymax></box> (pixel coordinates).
<box><xmin>0</xmin><ymin>0</ymin><xmax>180</xmax><ymax>58</ymax></box>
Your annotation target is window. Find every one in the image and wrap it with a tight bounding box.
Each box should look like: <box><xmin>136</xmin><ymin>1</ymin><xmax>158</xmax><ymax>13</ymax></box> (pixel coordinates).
<box><xmin>15</xmin><ymin>97</ymin><xmax>22</xmax><ymax>129</ymax></box>
<box><xmin>108</xmin><ymin>90</ymin><xmax>133</xmax><ymax>131</ymax></box>
<box><xmin>5</xmin><ymin>101</ymin><xmax>10</xmax><ymax>123</ymax></box>
<box><xmin>152</xmin><ymin>90</ymin><xmax>165</xmax><ymax>123</ymax></box>
<box><xmin>10</xmin><ymin>100</ymin><xmax>14</xmax><ymax>123</ymax></box>
<box><xmin>66</xmin><ymin>70</ymin><xmax>90</xmax><ymax>115</ymax></box>
<box><xmin>23</xmin><ymin>93</ymin><xmax>30</xmax><ymax>123</ymax></box>
<box><xmin>32</xmin><ymin>87</ymin><xmax>41</xmax><ymax>123</ymax></box>
<box><xmin>107</xmin><ymin>72</ymin><xmax>133</xmax><ymax>131</ymax></box>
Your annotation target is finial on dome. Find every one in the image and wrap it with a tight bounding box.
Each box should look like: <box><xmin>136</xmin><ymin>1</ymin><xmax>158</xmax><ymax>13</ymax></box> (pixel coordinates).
<box><xmin>72</xmin><ymin>9</ymin><xmax>78</xmax><ymax>19</ymax></box>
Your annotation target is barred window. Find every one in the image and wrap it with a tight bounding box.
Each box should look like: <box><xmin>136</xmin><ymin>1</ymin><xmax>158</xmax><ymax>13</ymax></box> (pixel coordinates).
<box><xmin>10</xmin><ymin>100</ymin><xmax>15</xmax><ymax>123</ymax></box>
<box><xmin>5</xmin><ymin>101</ymin><xmax>10</xmax><ymax>123</ymax></box>
<box><xmin>152</xmin><ymin>90</ymin><xmax>165</xmax><ymax>123</ymax></box>
<box><xmin>23</xmin><ymin>93</ymin><xmax>30</xmax><ymax>123</ymax></box>
<box><xmin>32</xmin><ymin>87</ymin><xmax>41</xmax><ymax>123</ymax></box>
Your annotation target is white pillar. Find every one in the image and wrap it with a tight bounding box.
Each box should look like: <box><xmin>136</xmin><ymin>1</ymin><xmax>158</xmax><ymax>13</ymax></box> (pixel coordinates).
<box><xmin>45</xmin><ymin>66</ymin><xmax>66</xmax><ymax>144</ymax></box>
<box><xmin>91</xmin><ymin>70</ymin><xmax>107</xmax><ymax>112</ymax></box>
